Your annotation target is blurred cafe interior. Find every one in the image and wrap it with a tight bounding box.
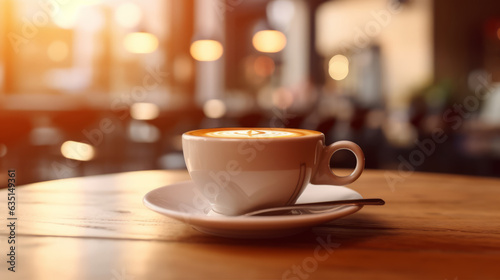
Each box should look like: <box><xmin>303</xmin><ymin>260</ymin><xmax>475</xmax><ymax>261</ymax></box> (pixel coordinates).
<box><xmin>1</xmin><ymin>0</ymin><xmax>500</xmax><ymax>187</ymax></box>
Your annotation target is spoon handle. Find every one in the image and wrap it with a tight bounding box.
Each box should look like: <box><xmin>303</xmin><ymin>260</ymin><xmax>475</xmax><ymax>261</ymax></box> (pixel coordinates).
<box><xmin>243</xmin><ymin>198</ymin><xmax>385</xmax><ymax>216</ymax></box>
<box><xmin>293</xmin><ymin>198</ymin><xmax>384</xmax><ymax>208</ymax></box>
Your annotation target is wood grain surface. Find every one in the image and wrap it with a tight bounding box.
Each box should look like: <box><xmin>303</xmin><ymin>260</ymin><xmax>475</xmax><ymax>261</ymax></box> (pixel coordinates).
<box><xmin>1</xmin><ymin>169</ymin><xmax>499</xmax><ymax>280</ymax></box>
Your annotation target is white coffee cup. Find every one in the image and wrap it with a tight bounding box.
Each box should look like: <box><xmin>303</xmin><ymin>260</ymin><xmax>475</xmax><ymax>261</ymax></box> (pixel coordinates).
<box><xmin>182</xmin><ymin>128</ymin><xmax>364</xmax><ymax>215</ymax></box>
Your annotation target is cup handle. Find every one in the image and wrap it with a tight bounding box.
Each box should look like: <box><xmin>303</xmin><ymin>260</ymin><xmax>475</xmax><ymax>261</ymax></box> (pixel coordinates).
<box><xmin>311</xmin><ymin>141</ymin><xmax>365</xmax><ymax>186</ymax></box>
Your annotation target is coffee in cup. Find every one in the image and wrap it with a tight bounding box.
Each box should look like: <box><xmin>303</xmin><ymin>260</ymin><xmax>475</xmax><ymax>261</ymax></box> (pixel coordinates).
<box><xmin>182</xmin><ymin>127</ymin><xmax>364</xmax><ymax>215</ymax></box>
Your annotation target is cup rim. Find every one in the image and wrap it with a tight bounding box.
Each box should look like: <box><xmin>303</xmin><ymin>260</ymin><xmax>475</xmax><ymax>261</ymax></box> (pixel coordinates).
<box><xmin>183</xmin><ymin>127</ymin><xmax>323</xmax><ymax>141</ymax></box>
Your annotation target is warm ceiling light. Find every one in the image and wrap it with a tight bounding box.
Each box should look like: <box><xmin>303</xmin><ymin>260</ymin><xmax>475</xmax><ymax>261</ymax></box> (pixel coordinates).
<box><xmin>60</xmin><ymin>141</ymin><xmax>95</xmax><ymax>161</ymax></box>
<box><xmin>203</xmin><ymin>99</ymin><xmax>226</xmax><ymax>118</ymax></box>
<box><xmin>328</xmin><ymin>54</ymin><xmax>349</xmax><ymax>81</ymax></box>
<box><xmin>115</xmin><ymin>2</ymin><xmax>142</xmax><ymax>28</ymax></box>
<box><xmin>47</xmin><ymin>41</ymin><xmax>69</xmax><ymax>62</ymax></box>
<box><xmin>123</xmin><ymin>32</ymin><xmax>159</xmax><ymax>54</ymax></box>
<box><xmin>130</xmin><ymin>102</ymin><xmax>160</xmax><ymax>120</ymax></box>
<box><xmin>190</xmin><ymin>40</ymin><xmax>223</xmax><ymax>62</ymax></box>
<box><xmin>252</xmin><ymin>30</ymin><xmax>287</xmax><ymax>53</ymax></box>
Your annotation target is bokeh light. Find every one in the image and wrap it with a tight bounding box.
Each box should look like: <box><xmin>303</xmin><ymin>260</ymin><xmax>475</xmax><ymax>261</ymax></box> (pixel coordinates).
<box><xmin>123</xmin><ymin>32</ymin><xmax>159</xmax><ymax>54</ymax></box>
<box><xmin>52</xmin><ymin>10</ymin><xmax>79</xmax><ymax>29</ymax></box>
<box><xmin>173</xmin><ymin>55</ymin><xmax>194</xmax><ymax>83</ymax></box>
<box><xmin>47</xmin><ymin>41</ymin><xmax>69</xmax><ymax>62</ymax></box>
<box><xmin>0</xmin><ymin>144</ymin><xmax>7</xmax><ymax>157</ymax></box>
<box><xmin>51</xmin><ymin>0</ymin><xmax>102</xmax><ymax>29</ymax></box>
<box><xmin>254</xmin><ymin>56</ymin><xmax>275</xmax><ymax>77</ymax></box>
<box><xmin>497</xmin><ymin>27</ymin><xmax>500</xmax><ymax>40</ymax></box>
<box><xmin>257</xmin><ymin>86</ymin><xmax>274</xmax><ymax>110</ymax></box>
<box><xmin>252</xmin><ymin>30</ymin><xmax>287</xmax><ymax>53</ymax></box>
<box><xmin>203</xmin><ymin>99</ymin><xmax>226</xmax><ymax>118</ymax></box>
<box><xmin>267</xmin><ymin>0</ymin><xmax>295</xmax><ymax>31</ymax></box>
<box><xmin>128</xmin><ymin>121</ymin><xmax>160</xmax><ymax>143</ymax></box>
<box><xmin>328</xmin><ymin>54</ymin><xmax>349</xmax><ymax>81</ymax></box>
<box><xmin>130</xmin><ymin>103</ymin><xmax>160</xmax><ymax>120</ymax></box>
<box><xmin>190</xmin><ymin>40</ymin><xmax>224</xmax><ymax>61</ymax></box>
<box><xmin>79</xmin><ymin>7</ymin><xmax>105</xmax><ymax>31</ymax></box>
<box><xmin>272</xmin><ymin>87</ymin><xmax>294</xmax><ymax>110</ymax></box>
<box><xmin>60</xmin><ymin>141</ymin><xmax>95</xmax><ymax>161</ymax></box>
<box><xmin>115</xmin><ymin>3</ymin><xmax>143</xmax><ymax>28</ymax></box>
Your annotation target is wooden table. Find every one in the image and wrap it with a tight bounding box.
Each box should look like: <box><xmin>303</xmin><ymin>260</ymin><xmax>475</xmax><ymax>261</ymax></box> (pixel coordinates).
<box><xmin>1</xmin><ymin>169</ymin><xmax>499</xmax><ymax>279</ymax></box>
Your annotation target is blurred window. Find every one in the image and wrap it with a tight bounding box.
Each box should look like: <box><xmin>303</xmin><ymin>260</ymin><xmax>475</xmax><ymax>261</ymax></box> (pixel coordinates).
<box><xmin>0</xmin><ymin>0</ymin><xmax>169</xmax><ymax>96</ymax></box>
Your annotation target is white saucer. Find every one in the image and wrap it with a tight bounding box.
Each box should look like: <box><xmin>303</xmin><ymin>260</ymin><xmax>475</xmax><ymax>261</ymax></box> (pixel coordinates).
<box><xmin>143</xmin><ymin>181</ymin><xmax>363</xmax><ymax>238</ymax></box>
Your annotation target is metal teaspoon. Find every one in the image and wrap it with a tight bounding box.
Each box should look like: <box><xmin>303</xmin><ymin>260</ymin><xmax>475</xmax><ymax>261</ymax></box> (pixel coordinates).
<box><xmin>242</xmin><ymin>198</ymin><xmax>385</xmax><ymax>216</ymax></box>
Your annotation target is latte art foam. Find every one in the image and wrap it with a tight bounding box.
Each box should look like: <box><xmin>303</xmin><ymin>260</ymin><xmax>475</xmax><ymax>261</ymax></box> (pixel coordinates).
<box><xmin>206</xmin><ymin>130</ymin><xmax>301</xmax><ymax>138</ymax></box>
<box><xmin>185</xmin><ymin>128</ymin><xmax>321</xmax><ymax>139</ymax></box>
